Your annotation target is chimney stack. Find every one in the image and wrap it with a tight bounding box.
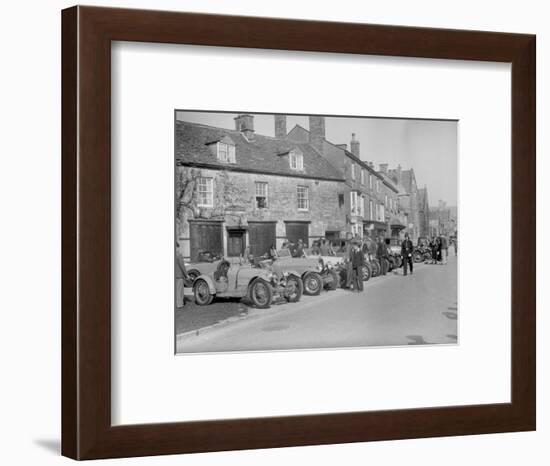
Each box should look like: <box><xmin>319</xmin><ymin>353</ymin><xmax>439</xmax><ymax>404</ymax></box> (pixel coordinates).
<box><xmin>350</xmin><ymin>133</ymin><xmax>360</xmax><ymax>157</ymax></box>
<box><xmin>379</xmin><ymin>163</ymin><xmax>388</xmax><ymax>173</ymax></box>
<box><xmin>274</xmin><ymin>115</ymin><xmax>287</xmax><ymax>139</ymax></box>
<box><xmin>234</xmin><ymin>114</ymin><xmax>255</xmax><ymax>140</ymax></box>
<box><xmin>309</xmin><ymin>116</ymin><xmax>325</xmax><ymax>153</ymax></box>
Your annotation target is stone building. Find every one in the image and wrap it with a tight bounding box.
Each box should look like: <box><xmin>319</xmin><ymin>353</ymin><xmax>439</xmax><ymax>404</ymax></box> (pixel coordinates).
<box><xmin>377</xmin><ymin>164</ymin><xmax>407</xmax><ymax>239</ymax></box>
<box><xmin>176</xmin><ymin>115</ymin><xmax>346</xmax><ymax>261</ymax></box>
<box><xmin>286</xmin><ymin>117</ymin><xmax>387</xmax><ymax>239</ymax></box>
<box><xmin>387</xmin><ymin>165</ymin><xmax>421</xmax><ymax>241</ymax></box>
<box><xmin>429</xmin><ymin>200</ymin><xmax>457</xmax><ymax>237</ymax></box>
<box><xmin>417</xmin><ymin>187</ymin><xmax>430</xmax><ymax>237</ymax></box>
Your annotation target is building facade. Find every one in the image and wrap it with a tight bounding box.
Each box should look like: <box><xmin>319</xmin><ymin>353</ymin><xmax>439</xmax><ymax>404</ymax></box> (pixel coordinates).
<box><xmin>176</xmin><ymin>115</ymin><xmax>346</xmax><ymax>261</ymax></box>
<box><xmin>286</xmin><ymin>118</ymin><xmax>389</xmax><ymax>239</ymax></box>
<box><xmin>387</xmin><ymin>165</ymin><xmax>421</xmax><ymax>242</ymax></box>
<box><xmin>429</xmin><ymin>200</ymin><xmax>457</xmax><ymax>237</ymax></box>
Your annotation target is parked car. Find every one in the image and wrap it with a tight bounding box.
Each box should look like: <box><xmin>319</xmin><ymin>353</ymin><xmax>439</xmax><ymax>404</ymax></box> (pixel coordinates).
<box><xmin>413</xmin><ymin>245</ymin><xmax>432</xmax><ymax>263</ymax></box>
<box><xmin>267</xmin><ymin>254</ymin><xmax>339</xmax><ymax>295</ymax></box>
<box><xmin>193</xmin><ymin>259</ymin><xmax>302</xmax><ymax>309</ymax></box>
<box><xmin>186</xmin><ymin>250</ymin><xmax>224</xmax><ymax>283</ymax></box>
<box><xmin>386</xmin><ymin>238</ymin><xmax>403</xmax><ymax>269</ymax></box>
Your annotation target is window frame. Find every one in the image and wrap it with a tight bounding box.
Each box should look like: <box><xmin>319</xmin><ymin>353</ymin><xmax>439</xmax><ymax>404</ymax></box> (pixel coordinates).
<box><xmin>297</xmin><ymin>185</ymin><xmax>309</xmax><ymax>211</ymax></box>
<box><xmin>289</xmin><ymin>150</ymin><xmax>304</xmax><ymax>170</ymax></box>
<box><xmin>197</xmin><ymin>176</ymin><xmax>214</xmax><ymax>208</ymax></box>
<box><xmin>255</xmin><ymin>181</ymin><xmax>268</xmax><ymax>209</ymax></box>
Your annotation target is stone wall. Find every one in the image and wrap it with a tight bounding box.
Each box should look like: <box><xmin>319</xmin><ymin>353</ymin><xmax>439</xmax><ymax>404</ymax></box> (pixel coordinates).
<box><xmin>176</xmin><ymin>166</ymin><xmax>347</xmax><ymax>258</ymax></box>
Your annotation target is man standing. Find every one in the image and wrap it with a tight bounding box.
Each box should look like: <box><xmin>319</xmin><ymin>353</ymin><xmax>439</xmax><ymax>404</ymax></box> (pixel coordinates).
<box><xmin>175</xmin><ymin>242</ymin><xmax>188</xmax><ymax>308</ymax></box>
<box><xmin>376</xmin><ymin>236</ymin><xmax>388</xmax><ymax>276</ymax></box>
<box><xmin>350</xmin><ymin>241</ymin><xmax>365</xmax><ymax>292</ymax></box>
<box><xmin>401</xmin><ymin>233</ymin><xmax>414</xmax><ymax>276</ymax></box>
<box><xmin>344</xmin><ymin>236</ymin><xmax>354</xmax><ymax>289</ymax></box>
<box><xmin>441</xmin><ymin>235</ymin><xmax>448</xmax><ymax>264</ymax></box>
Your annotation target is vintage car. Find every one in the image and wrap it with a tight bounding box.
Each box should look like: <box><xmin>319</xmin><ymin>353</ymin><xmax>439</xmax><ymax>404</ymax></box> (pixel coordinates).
<box><xmin>185</xmin><ymin>250</ymin><xmax>225</xmax><ymax>283</ymax></box>
<box><xmin>193</xmin><ymin>259</ymin><xmax>302</xmax><ymax>309</ymax></box>
<box><xmin>386</xmin><ymin>238</ymin><xmax>404</xmax><ymax>269</ymax></box>
<box><xmin>265</xmin><ymin>253</ymin><xmax>340</xmax><ymax>295</ymax></box>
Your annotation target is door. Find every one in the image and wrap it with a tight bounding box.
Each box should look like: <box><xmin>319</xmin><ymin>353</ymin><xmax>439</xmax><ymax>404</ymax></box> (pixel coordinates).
<box><xmin>248</xmin><ymin>222</ymin><xmax>276</xmax><ymax>258</ymax></box>
<box><xmin>227</xmin><ymin>229</ymin><xmax>246</xmax><ymax>257</ymax></box>
<box><xmin>285</xmin><ymin>222</ymin><xmax>309</xmax><ymax>247</ymax></box>
<box><xmin>189</xmin><ymin>221</ymin><xmax>223</xmax><ymax>261</ymax></box>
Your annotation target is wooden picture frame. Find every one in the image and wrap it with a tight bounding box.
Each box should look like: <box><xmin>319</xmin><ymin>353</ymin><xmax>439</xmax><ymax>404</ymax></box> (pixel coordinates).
<box><xmin>62</xmin><ymin>6</ymin><xmax>536</xmax><ymax>460</ymax></box>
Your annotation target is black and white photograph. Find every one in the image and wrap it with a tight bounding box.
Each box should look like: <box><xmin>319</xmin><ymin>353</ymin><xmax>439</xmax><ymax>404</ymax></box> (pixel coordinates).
<box><xmin>174</xmin><ymin>111</ymin><xmax>458</xmax><ymax>353</ymax></box>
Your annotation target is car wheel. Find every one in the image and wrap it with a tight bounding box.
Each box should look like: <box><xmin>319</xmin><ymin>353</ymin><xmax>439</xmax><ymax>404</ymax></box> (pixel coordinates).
<box><xmin>413</xmin><ymin>251</ymin><xmax>423</xmax><ymax>263</ymax></box>
<box><xmin>249</xmin><ymin>279</ymin><xmax>273</xmax><ymax>309</ymax></box>
<box><xmin>370</xmin><ymin>259</ymin><xmax>380</xmax><ymax>277</ymax></box>
<box><xmin>284</xmin><ymin>275</ymin><xmax>303</xmax><ymax>303</ymax></box>
<box><xmin>361</xmin><ymin>264</ymin><xmax>371</xmax><ymax>281</ymax></box>
<box><xmin>326</xmin><ymin>269</ymin><xmax>340</xmax><ymax>290</ymax></box>
<box><xmin>423</xmin><ymin>252</ymin><xmax>432</xmax><ymax>261</ymax></box>
<box><xmin>193</xmin><ymin>279</ymin><xmax>214</xmax><ymax>306</ymax></box>
<box><xmin>303</xmin><ymin>272</ymin><xmax>322</xmax><ymax>296</ymax></box>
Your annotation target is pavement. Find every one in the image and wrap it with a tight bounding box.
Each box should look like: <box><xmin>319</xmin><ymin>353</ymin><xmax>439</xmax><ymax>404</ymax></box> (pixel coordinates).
<box><xmin>176</xmin><ymin>256</ymin><xmax>458</xmax><ymax>353</ymax></box>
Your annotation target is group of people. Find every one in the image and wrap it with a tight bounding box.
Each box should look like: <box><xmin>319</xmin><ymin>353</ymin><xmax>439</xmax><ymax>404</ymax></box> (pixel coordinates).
<box><xmin>338</xmin><ymin>233</ymin><xmax>418</xmax><ymax>293</ymax></box>
<box><xmin>424</xmin><ymin>235</ymin><xmax>456</xmax><ymax>265</ymax></box>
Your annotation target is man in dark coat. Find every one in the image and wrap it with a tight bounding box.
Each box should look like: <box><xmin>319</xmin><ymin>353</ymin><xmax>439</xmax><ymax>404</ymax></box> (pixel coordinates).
<box><xmin>175</xmin><ymin>243</ymin><xmax>189</xmax><ymax>308</ymax></box>
<box><xmin>401</xmin><ymin>233</ymin><xmax>414</xmax><ymax>276</ymax></box>
<box><xmin>376</xmin><ymin>236</ymin><xmax>388</xmax><ymax>276</ymax></box>
<box><xmin>350</xmin><ymin>242</ymin><xmax>365</xmax><ymax>292</ymax></box>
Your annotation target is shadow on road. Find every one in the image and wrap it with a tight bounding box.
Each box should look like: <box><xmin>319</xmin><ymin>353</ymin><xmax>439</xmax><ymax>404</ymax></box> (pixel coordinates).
<box><xmin>406</xmin><ymin>335</ymin><xmax>432</xmax><ymax>345</ymax></box>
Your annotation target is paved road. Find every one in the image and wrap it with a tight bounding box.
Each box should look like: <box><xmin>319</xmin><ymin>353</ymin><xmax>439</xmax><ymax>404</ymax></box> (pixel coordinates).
<box><xmin>176</xmin><ymin>256</ymin><xmax>458</xmax><ymax>353</ymax></box>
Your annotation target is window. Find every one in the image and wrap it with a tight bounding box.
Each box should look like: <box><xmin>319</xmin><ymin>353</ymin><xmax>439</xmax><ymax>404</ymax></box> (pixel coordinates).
<box><xmin>376</xmin><ymin>179</ymin><xmax>380</xmax><ymax>192</ymax></box>
<box><xmin>359</xmin><ymin>194</ymin><xmax>365</xmax><ymax>217</ymax></box>
<box><xmin>369</xmin><ymin>200</ymin><xmax>374</xmax><ymax>220</ymax></box>
<box><xmin>351</xmin><ymin>162</ymin><xmax>356</xmax><ymax>180</ymax></box>
<box><xmin>378</xmin><ymin>204</ymin><xmax>385</xmax><ymax>221</ymax></box>
<box><xmin>351</xmin><ymin>223</ymin><xmax>362</xmax><ymax>236</ymax></box>
<box><xmin>289</xmin><ymin>150</ymin><xmax>303</xmax><ymax>170</ymax></box>
<box><xmin>197</xmin><ymin>177</ymin><xmax>213</xmax><ymax>207</ymax></box>
<box><xmin>255</xmin><ymin>182</ymin><xmax>268</xmax><ymax>208</ymax></box>
<box><xmin>217</xmin><ymin>142</ymin><xmax>236</xmax><ymax>163</ymax></box>
<box><xmin>297</xmin><ymin>185</ymin><xmax>309</xmax><ymax>210</ymax></box>
<box><xmin>338</xmin><ymin>193</ymin><xmax>345</xmax><ymax>208</ymax></box>
<box><xmin>350</xmin><ymin>191</ymin><xmax>358</xmax><ymax>215</ymax></box>
<box><xmin>361</xmin><ymin>169</ymin><xmax>366</xmax><ymax>185</ymax></box>
<box><xmin>385</xmin><ymin>194</ymin><xmax>388</xmax><ymax>208</ymax></box>
<box><xmin>368</xmin><ymin>174</ymin><xmax>372</xmax><ymax>189</ymax></box>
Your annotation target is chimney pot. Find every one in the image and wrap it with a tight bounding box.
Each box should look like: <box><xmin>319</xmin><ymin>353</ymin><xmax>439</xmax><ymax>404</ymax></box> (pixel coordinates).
<box><xmin>309</xmin><ymin>116</ymin><xmax>326</xmax><ymax>154</ymax></box>
<box><xmin>350</xmin><ymin>133</ymin><xmax>360</xmax><ymax>157</ymax></box>
<box><xmin>274</xmin><ymin>114</ymin><xmax>287</xmax><ymax>139</ymax></box>
<box><xmin>234</xmin><ymin>114</ymin><xmax>255</xmax><ymax>140</ymax></box>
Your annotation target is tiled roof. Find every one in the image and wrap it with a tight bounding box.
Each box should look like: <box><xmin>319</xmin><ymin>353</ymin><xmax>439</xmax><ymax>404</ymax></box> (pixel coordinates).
<box><xmin>175</xmin><ymin>120</ymin><xmax>344</xmax><ymax>181</ymax></box>
<box><xmin>288</xmin><ymin>124</ymin><xmax>382</xmax><ymax>178</ymax></box>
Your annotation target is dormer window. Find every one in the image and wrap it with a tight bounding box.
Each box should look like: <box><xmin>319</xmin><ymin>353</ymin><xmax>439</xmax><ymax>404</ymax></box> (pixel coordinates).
<box><xmin>289</xmin><ymin>149</ymin><xmax>303</xmax><ymax>170</ymax></box>
<box><xmin>217</xmin><ymin>142</ymin><xmax>235</xmax><ymax>163</ymax></box>
<box><xmin>206</xmin><ymin>135</ymin><xmax>236</xmax><ymax>163</ymax></box>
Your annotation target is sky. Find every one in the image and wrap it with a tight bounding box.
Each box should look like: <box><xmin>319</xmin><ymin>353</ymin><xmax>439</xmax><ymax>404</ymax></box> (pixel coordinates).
<box><xmin>176</xmin><ymin>111</ymin><xmax>457</xmax><ymax>207</ymax></box>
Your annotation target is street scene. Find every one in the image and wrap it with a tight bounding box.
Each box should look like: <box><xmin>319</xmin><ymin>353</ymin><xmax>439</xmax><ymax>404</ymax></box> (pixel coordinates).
<box><xmin>175</xmin><ymin>111</ymin><xmax>458</xmax><ymax>353</ymax></box>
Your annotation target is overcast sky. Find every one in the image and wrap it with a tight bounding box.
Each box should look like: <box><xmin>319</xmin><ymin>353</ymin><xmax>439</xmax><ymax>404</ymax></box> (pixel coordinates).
<box><xmin>176</xmin><ymin>111</ymin><xmax>457</xmax><ymax>207</ymax></box>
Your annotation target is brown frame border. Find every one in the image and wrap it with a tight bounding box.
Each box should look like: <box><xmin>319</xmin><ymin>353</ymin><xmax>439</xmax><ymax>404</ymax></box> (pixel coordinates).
<box><xmin>62</xmin><ymin>6</ymin><xmax>536</xmax><ymax>460</ymax></box>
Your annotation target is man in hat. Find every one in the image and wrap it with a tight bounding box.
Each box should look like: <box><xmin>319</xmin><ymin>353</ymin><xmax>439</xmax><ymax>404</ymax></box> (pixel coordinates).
<box><xmin>350</xmin><ymin>240</ymin><xmax>365</xmax><ymax>292</ymax></box>
<box><xmin>376</xmin><ymin>236</ymin><xmax>388</xmax><ymax>276</ymax></box>
<box><xmin>401</xmin><ymin>233</ymin><xmax>414</xmax><ymax>276</ymax></box>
